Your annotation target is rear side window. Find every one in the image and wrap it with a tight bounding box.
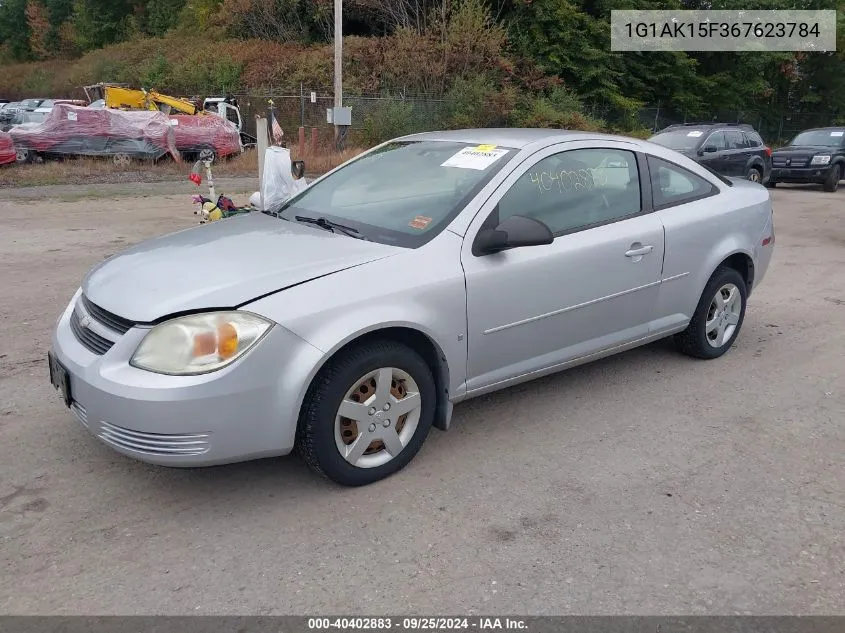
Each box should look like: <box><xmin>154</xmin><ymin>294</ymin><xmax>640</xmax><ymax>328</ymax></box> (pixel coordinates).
<box><xmin>743</xmin><ymin>131</ymin><xmax>763</xmax><ymax>147</ymax></box>
<box><xmin>725</xmin><ymin>130</ymin><xmax>745</xmax><ymax>150</ymax></box>
<box><xmin>648</xmin><ymin>155</ymin><xmax>719</xmax><ymax>209</ymax></box>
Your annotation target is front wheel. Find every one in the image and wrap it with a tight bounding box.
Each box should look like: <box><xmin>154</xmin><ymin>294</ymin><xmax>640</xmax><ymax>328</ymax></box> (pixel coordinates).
<box><xmin>198</xmin><ymin>147</ymin><xmax>216</xmax><ymax>163</ymax></box>
<box><xmin>822</xmin><ymin>163</ymin><xmax>841</xmax><ymax>192</ymax></box>
<box><xmin>675</xmin><ymin>266</ymin><xmax>748</xmax><ymax>360</ymax></box>
<box><xmin>296</xmin><ymin>340</ymin><xmax>436</xmax><ymax>486</ymax></box>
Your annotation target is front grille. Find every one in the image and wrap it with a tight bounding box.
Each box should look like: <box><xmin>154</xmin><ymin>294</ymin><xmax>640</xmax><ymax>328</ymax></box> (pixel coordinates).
<box><xmin>81</xmin><ymin>295</ymin><xmax>135</xmax><ymax>334</ymax></box>
<box><xmin>773</xmin><ymin>155</ymin><xmax>810</xmax><ymax>168</ymax></box>
<box><xmin>69</xmin><ymin>295</ymin><xmax>137</xmax><ymax>355</ymax></box>
<box><xmin>97</xmin><ymin>421</ymin><xmax>210</xmax><ymax>456</ymax></box>
<box><xmin>70</xmin><ymin>311</ymin><xmax>114</xmax><ymax>354</ymax></box>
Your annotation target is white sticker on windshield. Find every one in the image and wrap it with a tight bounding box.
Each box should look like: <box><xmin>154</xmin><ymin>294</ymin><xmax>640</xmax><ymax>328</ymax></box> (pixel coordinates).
<box><xmin>168</xmin><ymin>119</ymin><xmax>179</xmax><ymax>126</ymax></box>
<box><xmin>687</xmin><ymin>130</ymin><xmax>703</xmax><ymax>137</ymax></box>
<box><xmin>442</xmin><ymin>146</ymin><xmax>510</xmax><ymax>170</ymax></box>
<box><xmin>67</xmin><ymin>111</ymin><xmax>77</xmax><ymax>121</ymax></box>
<box><xmin>830</xmin><ymin>131</ymin><xmax>844</xmax><ymax>137</ymax></box>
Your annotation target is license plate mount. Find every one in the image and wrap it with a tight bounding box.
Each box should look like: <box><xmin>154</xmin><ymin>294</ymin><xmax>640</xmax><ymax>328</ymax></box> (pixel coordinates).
<box><xmin>48</xmin><ymin>351</ymin><xmax>72</xmax><ymax>408</ymax></box>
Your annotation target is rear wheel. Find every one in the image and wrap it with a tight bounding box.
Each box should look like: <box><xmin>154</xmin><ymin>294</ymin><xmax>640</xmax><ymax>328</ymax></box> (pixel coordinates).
<box><xmin>296</xmin><ymin>340</ymin><xmax>436</xmax><ymax>486</ymax></box>
<box><xmin>15</xmin><ymin>145</ymin><xmax>32</xmax><ymax>164</ymax></box>
<box><xmin>675</xmin><ymin>266</ymin><xmax>747</xmax><ymax>360</ymax></box>
<box><xmin>822</xmin><ymin>163</ymin><xmax>841</xmax><ymax>192</ymax></box>
<box><xmin>112</xmin><ymin>153</ymin><xmax>132</xmax><ymax>167</ymax></box>
<box><xmin>746</xmin><ymin>166</ymin><xmax>762</xmax><ymax>183</ymax></box>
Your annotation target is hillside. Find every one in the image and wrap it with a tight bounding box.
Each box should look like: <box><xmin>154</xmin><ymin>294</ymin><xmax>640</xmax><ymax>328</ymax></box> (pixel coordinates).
<box><xmin>2</xmin><ymin>0</ymin><xmax>845</xmax><ymax>143</ymax></box>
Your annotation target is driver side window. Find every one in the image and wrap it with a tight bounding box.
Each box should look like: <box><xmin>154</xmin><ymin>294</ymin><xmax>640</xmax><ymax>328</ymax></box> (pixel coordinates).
<box><xmin>496</xmin><ymin>148</ymin><xmax>642</xmax><ymax>235</ymax></box>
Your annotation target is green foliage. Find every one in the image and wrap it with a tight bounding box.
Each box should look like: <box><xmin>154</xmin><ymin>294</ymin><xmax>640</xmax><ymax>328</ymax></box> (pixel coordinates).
<box><xmin>441</xmin><ymin>75</ymin><xmax>514</xmax><ymax>129</ymax></box>
<box><xmin>140</xmin><ymin>53</ymin><xmax>172</xmax><ymax>88</ymax></box>
<box><xmin>360</xmin><ymin>100</ymin><xmax>425</xmax><ymax>146</ymax></box>
<box><xmin>146</xmin><ymin>0</ymin><xmax>187</xmax><ymax>36</ymax></box>
<box><xmin>0</xmin><ymin>0</ymin><xmax>842</xmax><ymax>137</ymax></box>
<box><xmin>509</xmin><ymin>86</ymin><xmax>604</xmax><ymax>131</ymax></box>
<box><xmin>0</xmin><ymin>0</ymin><xmax>32</xmax><ymax>60</ymax></box>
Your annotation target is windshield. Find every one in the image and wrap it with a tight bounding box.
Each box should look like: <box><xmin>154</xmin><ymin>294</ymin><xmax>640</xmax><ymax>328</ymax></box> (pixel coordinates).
<box><xmin>649</xmin><ymin>128</ymin><xmax>708</xmax><ymax>151</ymax></box>
<box><xmin>277</xmin><ymin>140</ymin><xmax>514</xmax><ymax>247</ymax></box>
<box><xmin>789</xmin><ymin>129</ymin><xmax>845</xmax><ymax>147</ymax></box>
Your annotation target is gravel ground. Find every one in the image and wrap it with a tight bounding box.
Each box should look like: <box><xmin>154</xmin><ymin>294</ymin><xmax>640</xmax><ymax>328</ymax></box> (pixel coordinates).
<box><xmin>0</xmin><ymin>183</ymin><xmax>843</xmax><ymax>615</ymax></box>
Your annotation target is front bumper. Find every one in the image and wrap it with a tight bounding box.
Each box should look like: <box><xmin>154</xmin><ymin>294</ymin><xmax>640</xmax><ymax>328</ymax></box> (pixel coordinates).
<box><xmin>49</xmin><ymin>291</ymin><xmax>324</xmax><ymax>467</ymax></box>
<box><xmin>770</xmin><ymin>164</ymin><xmax>833</xmax><ymax>183</ymax></box>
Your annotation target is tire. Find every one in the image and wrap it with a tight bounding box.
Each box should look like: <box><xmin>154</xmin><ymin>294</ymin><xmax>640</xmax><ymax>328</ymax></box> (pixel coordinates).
<box><xmin>746</xmin><ymin>166</ymin><xmax>763</xmax><ymax>183</ymax></box>
<box><xmin>15</xmin><ymin>145</ymin><xmax>32</xmax><ymax>164</ymax></box>
<box><xmin>295</xmin><ymin>340</ymin><xmax>436</xmax><ymax>486</ymax></box>
<box><xmin>674</xmin><ymin>266</ymin><xmax>748</xmax><ymax>360</ymax></box>
<box><xmin>198</xmin><ymin>147</ymin><xmax>216</xmax><ymax>163</ymax></box>
<box><xmin>822</xmin><ymin>163</ymin><xmax>841</xmax><ymax>192</ymax></box>
<box><xmin>112</xmin><ymin>153</ymin><xmax>132</xmax><ymax>167</ymax></box>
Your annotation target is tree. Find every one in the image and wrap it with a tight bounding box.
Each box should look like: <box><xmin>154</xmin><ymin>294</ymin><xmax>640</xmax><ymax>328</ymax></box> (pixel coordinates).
<box><xmin>26</xmin><ymin>0</ymin><xmax>51</xmax><ymax>59</ymax></box>
<box><xmin>0</xmin><ymin>0</ymin><xmax>32</xmax><ymax>60</ymax></box>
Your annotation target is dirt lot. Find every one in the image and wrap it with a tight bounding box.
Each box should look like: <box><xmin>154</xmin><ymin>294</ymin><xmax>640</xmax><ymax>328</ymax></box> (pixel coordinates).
<box><xmin>0</xmin><ymin>181</ymin><xmax>843</xmax><ymax>615</ymax></box>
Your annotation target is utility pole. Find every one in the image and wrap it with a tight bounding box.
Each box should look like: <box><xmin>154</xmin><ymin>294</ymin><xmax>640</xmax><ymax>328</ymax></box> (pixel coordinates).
<box><xmin>333</xmin><ymin>0</ymin><xmax>342</xmax><ymax>149</ymax></box>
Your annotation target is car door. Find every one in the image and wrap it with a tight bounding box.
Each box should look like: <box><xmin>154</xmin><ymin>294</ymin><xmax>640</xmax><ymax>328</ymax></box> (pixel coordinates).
<box><xmin>460</xmin><ymin>142</ymin><xmax>666</xmax><ymax>394</ymax></box>
<box><xmin>724</xmin><ymin>129</ymin><xmax>748</xmax><ymax>176</ymax></box>
<box><xmin>698</xmin><ymin>130</ymin><xmax>728</xmax><ymax>174</ymax></box>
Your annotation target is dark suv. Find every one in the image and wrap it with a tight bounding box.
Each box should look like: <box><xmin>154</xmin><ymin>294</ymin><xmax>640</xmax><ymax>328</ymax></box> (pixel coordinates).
<box><xmin>648</xmin><ymin>123</ymin><xmax>772</xmax><ymax>184</ymax></box>
<box><xmin>768</xmin><ymin>127</ymin><xmax>845</xmax><ymax>192</ymax></box>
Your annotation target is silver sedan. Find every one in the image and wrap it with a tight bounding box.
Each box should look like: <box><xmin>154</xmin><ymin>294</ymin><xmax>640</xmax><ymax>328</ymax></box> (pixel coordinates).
<box><xmin>48</xmin><ymin>129</ymin><xmax>776</xmax><ymax>486</ymax></box>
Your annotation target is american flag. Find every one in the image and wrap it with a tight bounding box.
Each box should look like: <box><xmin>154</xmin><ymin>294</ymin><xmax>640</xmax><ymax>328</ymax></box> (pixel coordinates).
<box><xmin>269</xmin><ymin>109</ymin><xmax>284</xmax><ymax>146</ymax></box>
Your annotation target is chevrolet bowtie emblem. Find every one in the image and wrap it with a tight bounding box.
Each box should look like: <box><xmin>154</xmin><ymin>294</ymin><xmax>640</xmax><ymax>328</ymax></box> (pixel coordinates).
<box><xmin>79</xmin><ymin>315</ymin><xmax>92</xmax><ymax>329</ymax></box>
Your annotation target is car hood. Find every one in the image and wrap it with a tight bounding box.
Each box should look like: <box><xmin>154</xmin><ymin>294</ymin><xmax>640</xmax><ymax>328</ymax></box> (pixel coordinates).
<box><xmin>773</xmin><ymin>145</ymin><xmax>839</xmax><ymax>154</ymax></box>
<box><xmin>82</xmin><ymin>212</ymin><xmax>402</xmax><ymax>323</ymax></box>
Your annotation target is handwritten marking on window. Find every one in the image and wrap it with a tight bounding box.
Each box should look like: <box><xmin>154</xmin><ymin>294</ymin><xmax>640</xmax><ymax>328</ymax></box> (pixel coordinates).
<box><xmin>528</xmin><ymin>167</ymin><xmax>606</xmax><ymax>194</ymax></box>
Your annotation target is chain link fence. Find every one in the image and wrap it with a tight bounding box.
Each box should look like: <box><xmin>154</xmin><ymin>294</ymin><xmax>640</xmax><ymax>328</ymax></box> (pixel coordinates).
<box><xmin>233</xmin><ymin>86</ymin><xmax>446</xmax><ymax>148</ymax></box>
<box><xmin>233</xmin><ymin>86</ymin><xmax>841</xmax><ymax>149</ymax></box>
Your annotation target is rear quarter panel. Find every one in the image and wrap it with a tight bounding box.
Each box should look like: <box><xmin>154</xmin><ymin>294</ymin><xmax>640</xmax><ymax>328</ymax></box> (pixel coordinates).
<box><xmin>650</xmin><ymin>163</ymin><xmax>773</xmax><ymax>328</ymax></box>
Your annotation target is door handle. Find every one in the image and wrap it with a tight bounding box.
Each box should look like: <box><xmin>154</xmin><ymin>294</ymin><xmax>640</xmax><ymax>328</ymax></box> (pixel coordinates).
<box><xmin>625</xmin><ymin>245</ymin><xmax>654</xmax><ymax>257</ymax></box>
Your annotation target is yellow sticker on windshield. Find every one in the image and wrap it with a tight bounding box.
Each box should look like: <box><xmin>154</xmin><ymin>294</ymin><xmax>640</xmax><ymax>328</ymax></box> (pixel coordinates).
<box><xmin>475</xmin><ymin>144</ymin><xmax>497</xmax><ymax>151</ymax></box>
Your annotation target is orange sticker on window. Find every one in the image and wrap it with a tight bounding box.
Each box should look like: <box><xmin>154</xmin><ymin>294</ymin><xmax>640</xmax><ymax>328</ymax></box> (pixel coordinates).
<box><xmin>409</xmin><ymin>215</ymin><xmax>433</xmax><ymax>230</ymax></box>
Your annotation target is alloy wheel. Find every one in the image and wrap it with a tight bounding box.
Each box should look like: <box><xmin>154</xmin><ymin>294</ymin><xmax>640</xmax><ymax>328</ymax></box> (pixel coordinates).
<box><xmin>334</xmin><ymin>367</ymin><xmax>422</xmax><ymax>468</ymax></box>
<box><xmin>705</xmin><ymin>283</ymin><xmax>742</xmax><ymax>348</ymax></box>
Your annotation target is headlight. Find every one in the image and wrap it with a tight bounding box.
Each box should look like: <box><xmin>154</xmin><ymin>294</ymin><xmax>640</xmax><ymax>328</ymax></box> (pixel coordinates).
<box><xmin>811</xmin><ymin>154</ymin><xmax>831</xmax><ymax>165</ymax></box>
<box><xmin>131</xmin><ymin>311</ymin><xmax>272</xmax><ymax>375</ymax></box>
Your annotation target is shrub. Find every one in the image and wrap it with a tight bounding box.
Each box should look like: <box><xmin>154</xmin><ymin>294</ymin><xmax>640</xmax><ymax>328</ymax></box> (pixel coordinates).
<box><xmin>360</xmin><ymin>99</ymin><xmax>425</xmax><ymax>146</ymax></box>
<box><xmin>441</xmin><ymin>75</ymin><xmax>515</xmax><ymax>129</ymax></box>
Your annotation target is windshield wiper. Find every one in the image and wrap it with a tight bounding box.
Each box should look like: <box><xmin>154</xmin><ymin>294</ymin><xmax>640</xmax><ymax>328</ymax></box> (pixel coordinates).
<box><xmin>294</xmin><ymin>215</ymin><xmax>366</xmax><ymax>239</ymax></box>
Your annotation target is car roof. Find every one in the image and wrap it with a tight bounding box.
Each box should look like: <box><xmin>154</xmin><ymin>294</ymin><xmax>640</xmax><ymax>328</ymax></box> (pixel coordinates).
<box><xmin>392</xmin><ymin>128</ymin><xmax>644</xmax><ymax>149</ymax></box>
<box><xmin>657</xmin><ymin>122</ymin><xmax>756</xmax><ymax>132</ymax></box>
<box><xmin>795</xmin><ymin>126</ymin><xmax>845</xmax><ymax>132</ymax></box>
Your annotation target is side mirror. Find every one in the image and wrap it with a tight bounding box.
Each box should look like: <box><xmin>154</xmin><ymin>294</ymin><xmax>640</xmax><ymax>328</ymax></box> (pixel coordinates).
<box><xmin>292</xmin><ymin>160</ymin><xmax>305</xmax><ymax>179</ymax></box>
<box><xmin>700</xmin><ymin>145</ymin><xmax>717</xmax><ymax>154</ymax></box>
<box><xmin>475</xmin><ymin>214</ymin><xmax>554</xmax><ymax>255</ymax></box>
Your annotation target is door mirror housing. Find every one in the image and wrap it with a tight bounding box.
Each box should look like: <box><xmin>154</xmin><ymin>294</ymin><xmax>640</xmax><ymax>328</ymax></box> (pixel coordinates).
<box><xmin>700</xmin><ymin>144</ymin><xmax>717</xmax><ymax>154</ymax></box>
<box><xmin>474</xmin><ymin>214</ymin><xmax>554</xmax><ymax>255</ymax></box>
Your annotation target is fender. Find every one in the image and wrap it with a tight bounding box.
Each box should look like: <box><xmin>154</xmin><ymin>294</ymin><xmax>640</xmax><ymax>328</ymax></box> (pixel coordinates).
<box><xmin>287</xmin><ymin>317</ymin><xmax>457</xmax><ymax>434</ymax></box>
<box><xmin>243</xmin><ymin>232</ymin><xmax>469</xmax><ymax>440</ymax></box>
<box><xmin>690</xmin><ymin>238</ymin><xmax>755</xmax><ymax>315</ymax></box>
